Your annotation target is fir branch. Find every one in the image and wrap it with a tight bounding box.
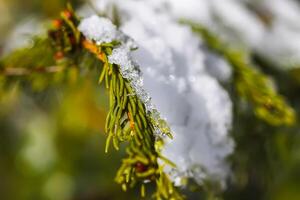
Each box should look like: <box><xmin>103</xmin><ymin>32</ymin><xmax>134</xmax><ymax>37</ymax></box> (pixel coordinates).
<box><xmin>184</xmin><ymin>21</ymin><xmax>296</xmax><ymax>126</ymax></box>
<box><xmin>82</xmin><ymin>38</ymin><xmax>183</xmax><ymax>200</ymax></box>
<box><xmin>48</xmin><ymin>7</ymin><xmax>184</xmax><ymax>200</ymax></box>
<box><xmin>0</xmin><ymin>37</ymin><xmax>56</xmax><ymax>70</ymax></box>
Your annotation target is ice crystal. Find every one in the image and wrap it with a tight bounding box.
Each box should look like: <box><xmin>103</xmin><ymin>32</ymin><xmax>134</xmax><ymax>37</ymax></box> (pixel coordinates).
<box><xmin>108</xmin><ymin>45</ymin><xmax>135</xmax><ymax>78</ymax></box>
<box><xmin>108</xmin><ymin>44</ymin><xmax>170</xmax><ymax>138</ymax></box>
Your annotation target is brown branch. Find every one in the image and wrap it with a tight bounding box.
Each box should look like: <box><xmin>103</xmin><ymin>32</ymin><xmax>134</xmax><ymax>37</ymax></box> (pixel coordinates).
<box><xmin>1</xmin><ymin>66</ymin><xmax>65</xmax><ymax>76</ymax></box>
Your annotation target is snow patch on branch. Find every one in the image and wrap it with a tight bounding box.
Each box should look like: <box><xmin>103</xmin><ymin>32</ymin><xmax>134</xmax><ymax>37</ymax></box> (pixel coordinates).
<box><xmin>108</xmin><ymin>45</ymin><xmax>154</xmax><ymax>112</ymax></box>
<box><xmin>78</xmin><ymin>15</ymin><xmax>119</xmax><ymax>44</ymax></box>
<box><xmin>105</xmin><ymin>0</ymin><xmax>234</xmax><ymax>187</ymax></box>
<box><xmin>83</xmin><ymin>0</ymin><xmax>234</xmax><ymax>187</ymax></box>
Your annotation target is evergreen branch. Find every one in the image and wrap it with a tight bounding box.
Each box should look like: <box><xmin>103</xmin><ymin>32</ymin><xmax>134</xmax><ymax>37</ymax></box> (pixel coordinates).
<box><xmin>0</xmin><ymin>34</ymin><xmax>78</xmax><ymax>90</ymax></box>
<box><xmin>184</xmin><ymin>20</ymin><xmax>296</xmax><ymax>126</ymax></box>
<box><xmin>0</xmin><ymin>37</ymin><xmax>56</xmax><ymax>70</ymax></box>
<box><xmin>48</xmin><ymin>6</ymin><xmax>184</xmax><ymax>200</ymax></box>
<box><xmin>82</xmin><ymin>38</ymin><xmax>184</xmax><ymax>200</ymax></box>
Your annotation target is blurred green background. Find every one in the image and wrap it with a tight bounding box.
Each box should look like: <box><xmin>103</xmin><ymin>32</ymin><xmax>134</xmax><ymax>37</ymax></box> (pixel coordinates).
<box><xmin>0</xmin><ymin>1</ymin><xmax>138</xmax><ymax>199</ymax></box>
<box><xmin>1</xmin><ymin>0</ymin><xmax>300</xmax><ymax>200</ymax></box>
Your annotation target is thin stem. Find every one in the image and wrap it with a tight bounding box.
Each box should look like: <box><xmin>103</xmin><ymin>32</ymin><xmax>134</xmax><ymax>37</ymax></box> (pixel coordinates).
<box><xmin>1</xmin><ymin>66</ymin><xmax>65</xmax><ymax>76</ymax></box>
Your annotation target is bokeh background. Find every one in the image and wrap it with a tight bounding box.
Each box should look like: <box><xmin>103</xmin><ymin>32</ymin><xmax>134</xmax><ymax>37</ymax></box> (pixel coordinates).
<box><xmin>0</xmin><ymin>1</ymin><xmax>138</xmax><ymax>199</ymax></box>
<box><xmin>1</xmin><ymin>0</ymin><xmax>300</xmax><ymax>200</ymax></box>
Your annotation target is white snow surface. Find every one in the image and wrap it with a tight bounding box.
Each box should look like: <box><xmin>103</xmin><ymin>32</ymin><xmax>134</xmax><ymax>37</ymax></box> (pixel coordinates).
<box><xmin>140</xmin><ymin>0</ymin><xmax>300</xmax><ymax>69</ymax></box>
<box><xmin>78</xmin><ymin>15</ymin><xmax>119</xmax><ymax>44</ymax></box>
<box><xmin>85</xmin><ymin>0</ymin><xmax>234</xmax><ymax>187</ymax></box>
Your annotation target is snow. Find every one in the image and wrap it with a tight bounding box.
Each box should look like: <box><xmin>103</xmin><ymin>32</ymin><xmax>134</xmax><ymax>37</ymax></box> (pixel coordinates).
<box><xmin>108</xmin><ymin>45</ymin><xmax>156</xmax><ymax>116</ymax></box>
<box><xmin>162</xmin><ymin>0</ymin><xmax>211</xmax><ymax>25</ymax></box>
<box><xmin>257</xmin><ymin>24</ymin><xmax>300</xmax><ymax>68</ymax></box>
<box><xmin>209</xmin><ymin>0</ymin><xmax>265</xmax><ymax>49</ymax></box>
<box><xmin>263</xmin><ymin>0</ymin><xmax>300</xmax><ymax>29</ymax></box>
<box><xmin>254</xmin><ymin>0</ymin><xmax>300</xmax><ymax>69</ymax></box>
<box><xmin>108</xmin><ymin>45</ymin><xmax>135</xmax><ymax>76</ymax></box>
<box><xmin>78</xmin><ymin>15</ymin><xmax>119</xmax><ymax>45</ymax></box>
<box><xmin>144</xmin><ymin>0</ymin><xmax>300</xmax><ymax>70</ymax></box>
<box><xmin>161</xmin><ymin>74</ymin><xmax>233</xmax><ymax>186</ymax></box>
<box><xmin>86</xmin><ymin>0</ymin><xmax>234</xmax><ymax>187</ymax></box>
<box><xmin>204</xmin><ymin>51</ymin><xmax>232</xmax><ymax>82</ymax></box>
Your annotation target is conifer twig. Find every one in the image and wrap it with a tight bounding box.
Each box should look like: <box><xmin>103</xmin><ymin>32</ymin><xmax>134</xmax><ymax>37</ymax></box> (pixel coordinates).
<box><xmin>46</xmin><ymin>6</ymin><xmax>184</xmax><ymax>200</ymax></box>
